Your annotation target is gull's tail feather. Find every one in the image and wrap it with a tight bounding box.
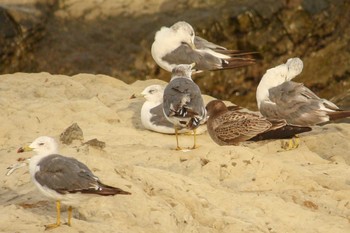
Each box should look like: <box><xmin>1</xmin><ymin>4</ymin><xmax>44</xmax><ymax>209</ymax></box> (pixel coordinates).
<box><xmin>74</xmin><ymin>182</ymin><xmax>131</xmax><ymax>196</ymax></box>
<box><xmin>220</xmin><ymin>57</ymin><xmax>256</xmax><ymax>69</ymax></box>
<box><xmin>327</xmin><ymin>110</ymin><xmax>350</xmax><ymax>121</ymax></box>
<box><xmin>97</xmin><ymin>183</ymin><xmax>131</xmax><ymax>196</ymax></box>
<box><xmin>211</xmin><ymin>50</ymin><xmax>260</xmax><ymax>70</ymax></box>
<box><xmin>215</xmin><ymin>49</ymin><xmax>260</xmax><ymax>57</ymax></box>
<box><xmin>250</xmin><ymin>125</ymin><xmax>312</xmax><ymax>141</ymax></box>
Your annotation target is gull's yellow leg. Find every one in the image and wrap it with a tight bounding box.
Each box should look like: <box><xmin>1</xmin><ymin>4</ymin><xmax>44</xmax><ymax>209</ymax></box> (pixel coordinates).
<box><xmin>281</xmin><ymin>135</ymin><xmax>300</xmax><ymax>151</ymax></box>
<box><xmin>175</xmin><ymin>127</ymin><xmax>182</xmax><ymax>150</ymax></box>
<box><xmin>67</xmin><ymin>206</ymin><xmax>73</xmax><ymax>226</ymax></box>
<box><xmin>45</xmin><ymin>200</ymin><xmax>61</xmax><ymax>230</ymax></box>
<box><xmin>191</xmin><ymin>129</ymin><xmax>198</xmax><ymax>149</ymax></box>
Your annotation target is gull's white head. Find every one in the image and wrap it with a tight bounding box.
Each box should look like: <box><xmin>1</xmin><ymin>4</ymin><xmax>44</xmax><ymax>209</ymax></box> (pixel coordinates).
<box><xmin>141</xmin><ymin>85</ymin><xmax>165</xmax><ymax>103</ymax></box>
<box><xmin>170</xmin><ymin>21</ymin><xmax>195</xmax><ymax>48</ymax></box>
<box><xmin>286</xmin><ymin>57</ymin><xmax>303</xmax><ymax>81</ymax></box>
<box><xmin>20</xmin><ymin>136</ymin><xmax>59</xmax><ymax>156</ymax></box>
<box><xmin>171</xmin><ymin>64</ymin><xmax>194</xmax><ymax>81</ymax></box>
<box><xmin>256</xmin><ymin>57</ymin><xmax>304</xmax><ymax>109</ymax></box>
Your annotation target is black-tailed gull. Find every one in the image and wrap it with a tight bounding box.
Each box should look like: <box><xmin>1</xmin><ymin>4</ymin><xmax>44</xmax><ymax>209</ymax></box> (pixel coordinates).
<box><xmin>151</xmin><ymin>21</ymin><xmax>256</xmax><ymax>73</ymax></box>
<box><xmin>17</xmin><ymin>136</ymin><xmax>131</xmax><ymax>230</ymax></box>
<box><xmin>206</xmin><ymin>100</ymin><xmax>311</xmax><ymax>146</ymax></box>
<box><xmin>140</xmin><ymin>84</ymin><xmax>207</xmax><ymax>135</ymax></box>
<box><xmin>256</xmin><ymin>57</ymin><xmax>350</xmax><ymax>126</ymax></box>
<box><xmin>163</xmin><ymin>64</ymin><xmax>207</xmax><ymax>150</ymax></box>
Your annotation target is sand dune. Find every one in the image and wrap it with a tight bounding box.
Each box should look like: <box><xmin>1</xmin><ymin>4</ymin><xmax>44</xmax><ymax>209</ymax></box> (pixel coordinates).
<box><xmin>0</xmin><ymin>73</ymin><xmax>349</xmax><ymax>233</ymax></box>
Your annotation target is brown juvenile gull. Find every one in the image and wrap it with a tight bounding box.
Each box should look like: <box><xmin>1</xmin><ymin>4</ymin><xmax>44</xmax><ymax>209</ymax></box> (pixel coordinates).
<box><xmin>206</xmin><ymin>100</ymin><xmax>311</xmax><ymax>146</ymax></box>
<box><xmin>151</xmin><ymin>21</ymin><xmax>256</xmax><ymax>73</ymax></box>
<box><xmin>17</xmin><ymin>136</ymin><xmax>131</xmax><ymax>230</ymax></box>
<box><xmin>256</xmin><ymin>57</ymin><xmax>350</xmax><ymax>126</ymax></box>
<box><xmin>140</xmin><ymin>84</ymin><xmax>207</xmax><ymax>135</ymax></box>
<box><xmin>163</xmin><ymin>64</ymin><xmax>207</xmax><ymax>150</ymax></box>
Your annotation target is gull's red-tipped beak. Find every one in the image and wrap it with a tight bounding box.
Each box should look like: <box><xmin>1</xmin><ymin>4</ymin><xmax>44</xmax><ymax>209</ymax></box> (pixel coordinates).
<box><xmin>17</xmin><ymin>147</ymin><xmax>24</xmax><ymax>153</ymax></box>
<box><xmin>17</xmin><ymin>145</ymin><xmax>33</xmax><ymax>153</ymax></box>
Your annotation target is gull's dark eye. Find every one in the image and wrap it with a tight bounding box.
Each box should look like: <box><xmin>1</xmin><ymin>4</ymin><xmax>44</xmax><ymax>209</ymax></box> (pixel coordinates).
<box><xmin>38</xmin><ymin>143</ymin><xmax>44</xmax><ymax>146</ymax></box>
<box><xmin>149</xmin><ymin>90</ymin><xmax>155</xmax><ymax>94</ymax></box>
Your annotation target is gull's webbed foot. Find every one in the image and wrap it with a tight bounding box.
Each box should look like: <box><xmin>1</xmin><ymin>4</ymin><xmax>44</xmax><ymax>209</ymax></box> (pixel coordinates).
<box><xmin>280</xmin><ymin>136</ymin><xmax>300</xmax><ymax>151</ymax></box>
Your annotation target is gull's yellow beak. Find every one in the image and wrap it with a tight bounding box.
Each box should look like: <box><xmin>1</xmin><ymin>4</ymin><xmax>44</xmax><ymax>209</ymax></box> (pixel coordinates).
<box><xmin>17</xmin><ymin>145</ymin><xmax>33</xmax><ymax>153</ymax></box>
<box><xmin>190</xmin><ymin>41</ymin><xmax>196</xmax><ymax>50</ymax></box>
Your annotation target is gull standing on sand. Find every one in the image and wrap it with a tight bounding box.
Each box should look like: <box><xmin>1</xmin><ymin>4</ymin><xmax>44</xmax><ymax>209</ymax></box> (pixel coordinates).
<box><xmin>206</xmin><ymin>100</ymin><xmax>311</xmax><ymax>146</ymax></box>
<box><xmin>18</xmin><ymin>136</ymin><xmax>131</xmax><ymax>230</ymax></box>
<box><xmin>140</xmin><ymin>84</ymin><xmax>207</xmax><ymax>134</ymax></box>
<box><xmin>163</xmin><ymin>64</ymin><xmax>207</xmax><ymax>150</ymax></box>
<box><xmin>151</xmin><ymin>21</ymin><xmax>256</xmax><ymax>73</ymax></box>
<box><xmin>256</xmin><ymin>57</ymin><xmax>350</xmax><ymax>126</ymax></box>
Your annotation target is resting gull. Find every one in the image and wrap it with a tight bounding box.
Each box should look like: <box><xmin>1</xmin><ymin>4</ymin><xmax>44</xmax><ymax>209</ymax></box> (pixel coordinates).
<box><xmin>256</xmin><ymin>57</ymin><xmax>350</xmax><ymax>126</ymax></box>
<box><xmin>140</xmin><ymin>84</ymin><xmax>207</xmax><ymax>135</ymax></box>
<box><xmin>206</xmin><ymin>100</ymin><xmax>311</xmax><ymax>146</ymax></box>
<box><xmin>163</xmin><ymin>64</ymin><xmax>207</xmax><ymax>150</ymax></box>
<box><xmin>17</xmin><ymin>136</ymin><xmax>131</xmax><ymax>230</ymax></box>
<box><xmin>151</xmin><ymin>21</ymin><xmax>256</xmax><ymax>73</ymax></box>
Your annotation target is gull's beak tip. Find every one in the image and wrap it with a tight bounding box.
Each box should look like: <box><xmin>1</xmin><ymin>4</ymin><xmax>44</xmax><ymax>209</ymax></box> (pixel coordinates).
<box><xmin>17</xmin><ymin>147</ymin><xmax>25</xmax><ymax>153</ymax></box>
<box><xmin>17</xmin><ymin>145</ymin><xmax>33</xmax><ymax>153</ymax></box>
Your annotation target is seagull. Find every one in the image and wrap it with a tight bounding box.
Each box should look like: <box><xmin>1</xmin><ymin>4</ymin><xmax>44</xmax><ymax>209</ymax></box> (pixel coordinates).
<box><xmin>140</xmin><ymin>84</ymin><xmax>207</xmax><ymax>135</ymax></box>
<box><xmin>163</xmin><ymin>64</ymin><xmax>207</xmax><ymax>150</ymax></box>
<box><xmin>206</xmin><ymin>100</ymin><xmax>311</xmax><ymax>146</ymax></box>
<box><xmin>151</xmin><ymin>21</ymin><xmax>256</xmax><ymax>73</ymax></box>
<box><xmin>17</xmin><ymin>136</ymin><xmax>131</xmax><ymax>230</ymax></box>
<box><xmin>256</xmin><ymin>57</ymin><xmax>350</xmax><ymax>126</ymax></box>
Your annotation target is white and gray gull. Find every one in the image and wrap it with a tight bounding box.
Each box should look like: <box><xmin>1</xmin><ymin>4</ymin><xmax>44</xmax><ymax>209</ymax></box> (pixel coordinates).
<box><xmin>140</xmin><ymin>84</ymin><xmax>207</xmax><ymax>135</ymax></box>
<box><xmin>162</xmin><ymin>64</ymin><xmax>207</xmax><ymax>150</ymax></box>
<box><xmin>151</xmin><ymin>21</ymin><xmax>256</xmax><ymax>73</ymax></box>
<box><xmin>256</xmin><ymin>57</ymin><xmax>350</xmax><ymax>126</ymax></box>
<box><xmin>17</xmin><ymin>136</ymin><xmax>131</xmax><ymax>230</ymax></box>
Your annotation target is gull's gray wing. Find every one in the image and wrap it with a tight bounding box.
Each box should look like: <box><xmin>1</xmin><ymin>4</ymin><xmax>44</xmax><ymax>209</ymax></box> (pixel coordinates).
<box><xmin>194</xmin><ymin>36</ymin><xmax>226</xmax><ymax>50</ymax></box>
<box><xmin>149</xmin><ymin>104</ymin><xmax>174</xmax><ymax>128</ymax></box>
<box><xmin>35</xmin><ymin>154</ymin><xmax>130</xmax><ymax>196</ymax></box>
<box><xmin>260</xmin><ymin>81</ymin><xmax>339</xmax><ymax>126</ymax></box>
<box><xmin>163</xmin><ymin>78</ymin><xmax>205</xmax><ymax>128</ymax></box>
<box><xmin>162</xmin><ymin>43</ymin><xmax>223</xmax><ymax>71</ymax></box>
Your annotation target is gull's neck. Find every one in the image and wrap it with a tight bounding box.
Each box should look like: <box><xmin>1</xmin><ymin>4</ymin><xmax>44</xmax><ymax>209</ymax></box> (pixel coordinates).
<box><xmin>170</xmin><ymin>75</ymin><xmax>193</xmax><ymax>82</ymax></box>
<box><xmin>29</xmin><ymin>152</ymin><xmax>53</xmax><ymax>178</ymax></box>
<box><xmin>256</xmin><ymin>65</ymin><xmax>288</xmax><ymax>109</ymax></box>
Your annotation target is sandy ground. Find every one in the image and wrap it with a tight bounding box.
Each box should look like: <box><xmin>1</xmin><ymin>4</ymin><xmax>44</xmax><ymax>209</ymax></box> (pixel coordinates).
<box><xmin>0</xmin><ymin>72</ymin><xmax>349</xmax><ymax>233</ymax></box>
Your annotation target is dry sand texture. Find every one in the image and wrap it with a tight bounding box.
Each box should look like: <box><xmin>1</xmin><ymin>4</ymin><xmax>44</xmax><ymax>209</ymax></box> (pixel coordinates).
<box><xmin>0</xmin><ymin>73</ymin><xmax>349</xmax><ymax>233</ymax></box>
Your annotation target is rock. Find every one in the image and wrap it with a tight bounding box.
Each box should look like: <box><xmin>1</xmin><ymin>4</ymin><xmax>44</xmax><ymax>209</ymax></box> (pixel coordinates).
<box><xmin>83</xmin><ymin>138</ymin><xmax>106</xmax><ymax>150</ymax></box>
<box><xmin>60</xmin><ymin>122</ymin><xmax>84</xmax><ymax>145</ymax></box>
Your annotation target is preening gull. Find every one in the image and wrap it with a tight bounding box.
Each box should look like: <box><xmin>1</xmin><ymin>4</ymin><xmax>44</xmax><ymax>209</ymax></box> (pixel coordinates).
<box><xmin>140</xmin><ymin>84</ymin><xmax>207</xmax><ymax>135</ymax></box>
<box><xmin>206</xmin><ymin>100</ymin><xmax>311</xmax><ymax>146</ymax></box>
<box><xmin>256</xmin><ymin>57</ymin><xmax>350</xmax><ymax>126</ymax></box>
<box><xmin>151</xmin><ymin>21</ymin><xmax>256</xmax><ymax>73</ymax></box>
<box><xmin>163</xmin><ymin>64</ymin><xmax>207</xmax><ymax>150</ymax></box>
<box><xmin>18</xmin><ymin>136</ymin><xmax>131</xmax><ymax>230</ymax></box>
